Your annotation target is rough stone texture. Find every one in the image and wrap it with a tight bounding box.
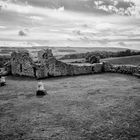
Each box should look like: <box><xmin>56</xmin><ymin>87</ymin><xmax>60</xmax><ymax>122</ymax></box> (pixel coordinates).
<box><xmin>103</xmin><ymin>62</ymin><xmax>140</xmax><ymax>76</ymax></box>
<box><xmin>11</xmin><ymin>50</ymin><xmax>35</xmax><ymax>77</ymax></box>
<box><xmin>10</xmin><ymin>49</ymin><xmax>103</xmax><ymax>79</ymax></box>
<box><xmin>35</xmin><ymin>56</ymin><xmax>103</xmax><ymax>79</ymax></box>
<box><xmin>4</xmin><ymin>61</ymin><xmax>11</xmax><ymax>75</ymax></box>
<box><xmin>10</xmin><ymin>49</ymin><xmax>140</xmax><ymax>79</ymax></box>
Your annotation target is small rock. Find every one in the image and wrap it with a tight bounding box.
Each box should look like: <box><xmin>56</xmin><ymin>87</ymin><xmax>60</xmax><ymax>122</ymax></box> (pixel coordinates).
<box><xmin>36</xmin><ymin>81</ymin><xmax>47</xmax><ymax>96</ymax></box>
<box><xmin>36</xmin><ymin>90</ymin><xmax>47</xmax><ymax>96</ymax></box>
<box><xmin>0</xmin><ymin>76</ymin><xmax>6</xmax><ymax>87</ymax></box>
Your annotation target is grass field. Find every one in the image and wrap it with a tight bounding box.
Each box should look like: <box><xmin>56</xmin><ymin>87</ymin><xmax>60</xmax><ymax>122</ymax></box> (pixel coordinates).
<box><xmin>0</xmin><ymin>74</ymin><xmax>140</xmax><ymax>140</ymax></box>
<box><xmin>102</xmin><ymin>55</ymin><xmax>140</xmax><ymax>66</ymax></box>
<box><xmin>61</xmin><ymin>55</ymin><xmax>140</xmax><ymax>66</ymax></box>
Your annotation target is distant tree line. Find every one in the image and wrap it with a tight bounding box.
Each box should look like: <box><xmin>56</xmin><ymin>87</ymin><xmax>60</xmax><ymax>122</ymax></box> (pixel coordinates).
<box><xmin>60</xmin><ymin>49</ymin><xmax>140</xmax><ymax>60</ymax></box>
<box><xmin>85</xmin><ymin>49</ymin><xmax>140</xmax><ymax>59</ymax></box>
<box><xmin>85</xmin><ymin>54</ymin><xmax>100</xmax><ymax>64</ymax></box>
<box><xmin>1</xmin><ymin>49</ymin><xmax>140</xmax><ymax>67</ymax></box>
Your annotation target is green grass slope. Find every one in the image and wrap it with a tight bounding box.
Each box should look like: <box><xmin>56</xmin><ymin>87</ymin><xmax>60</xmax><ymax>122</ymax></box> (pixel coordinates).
<box><xmin>0</xmin><ymin>74</ymin><xmax>140</xmax><ymax>140</ymax></box>
<box><xmin>102</xmin><ymin>55</ymin><xmax>140</xmax><ymax>66</ymax></box>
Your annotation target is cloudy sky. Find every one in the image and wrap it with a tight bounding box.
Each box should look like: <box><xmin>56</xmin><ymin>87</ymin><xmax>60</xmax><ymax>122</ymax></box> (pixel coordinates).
<box><xmin>0</xmin><ymin>0</ymin><xmax>140</xmax><ymax>49</ymax></box>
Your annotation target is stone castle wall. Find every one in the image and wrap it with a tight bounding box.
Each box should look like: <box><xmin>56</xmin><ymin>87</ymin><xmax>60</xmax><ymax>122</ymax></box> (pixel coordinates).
<box><xmin>10</xmin><ymin>49</ymin><xmax>103</xmax><ymax>79</ymax></box>
<box><xmin>103</xmin><ymin>62</ymin><xmax>140</xmax><ymax>76</ymax></box>
<box><xmin>11</xmin><ymin>50</ymin><xmax>35</xmax><ymax>77</ymax></box>
<box><xmin>10</xmin><ymin>49</ymin><xmax>140</xmax><ymax>79</ymax></box>
<box><xmin>36</xmin><ymin>58</ymin><xmax>103</xmax><ymax>79</ymax></box>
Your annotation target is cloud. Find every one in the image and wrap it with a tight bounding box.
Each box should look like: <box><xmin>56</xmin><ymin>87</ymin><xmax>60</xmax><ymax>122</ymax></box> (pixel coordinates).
<box><xmin>95</xmin><ymin>23</ymin><xmax>114</xmax><ymax>30</ymax></box>
<box><xmin>18</xmin><ymin>30</ymin><xmax>27</xmax><ymax>36</ymax></box>
<box><xmin>0</xmin><ymin>1</ymin><xmax>99</xmax><ymax>21</ymax></box>
<box><xmin>0</xmin><ymin>26</ymin><xmax>6</xmax><ymax>29</ymax></box>
<box><xmin>0</xmin><ymin>0</ymin><xmax>140</xmax><ymax>50</ymax></box>
<box><xmin>118</xmin><ymin>41</ymin><xmax>126</xmax><ymax>46</ymax></box>
<box><xmin>18</xmin><ymin>29</ymin><xmax>29</xmax><ymax>36</ymax></box>
<box><xmin>57</xmin><ymin>6</ymin><xmax>65</xmax><ymax>12</ymax></box>
<box><xmin>73</xmin><ymin>30</ymin><xmax>82</xmax><ymax>36</ymax></box>
<box><xmin>0</xmin><ymin>1</ymin><xmax>32</xmax><ymax>14</ymax></box>
<box><xmin>29</xmin><ymin>16</ymin><xmax>44</xmax><ymax>21</ymax></box>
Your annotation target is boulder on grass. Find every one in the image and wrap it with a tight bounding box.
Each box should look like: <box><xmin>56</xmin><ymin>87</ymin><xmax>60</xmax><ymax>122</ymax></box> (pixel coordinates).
<box><xmin>0</xmin><ymin>76</ymin><xmax>6</xmax><ymax>87</ymax></box>
<box><xmin>36</xmin><ymin>90</ymin><xmax>47</xmax><ymax>96</ymax></box>
<box><xmin>36</xmin><ymin>81</ymin><xmax>47</xmax><ymax>96</ymax></box>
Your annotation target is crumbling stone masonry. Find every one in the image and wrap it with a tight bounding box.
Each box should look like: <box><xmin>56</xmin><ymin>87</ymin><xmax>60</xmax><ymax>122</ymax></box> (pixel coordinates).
<box><xmin>11</xmin><ymin>50</ymin><xmax>35</xmax><ymax>77</ymax></box>
<box><xmin>103</xmin><ymin>62</ymin><xmax>140</xmax><ymax>77</ymax></box>
<box><xmin>8</xmin><ymin>49</ymin><xmax>140</xmax><ymax>79</ymax></box>
<box><xmin>10</xmin><ymin>49</ymin><xmax>103</xmax><ymax>79</ymax></box>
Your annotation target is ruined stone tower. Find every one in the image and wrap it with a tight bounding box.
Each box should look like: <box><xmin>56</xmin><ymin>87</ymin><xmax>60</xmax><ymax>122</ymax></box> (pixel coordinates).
<box><xmin>11</xmin><ymin>50</ymin><xmax>35</xmax><ymax>77</ymax></box>
<box><xmin>38</xmin><ymin>49</ymin><xmax>54</xmax><ymax>63</ymax></box>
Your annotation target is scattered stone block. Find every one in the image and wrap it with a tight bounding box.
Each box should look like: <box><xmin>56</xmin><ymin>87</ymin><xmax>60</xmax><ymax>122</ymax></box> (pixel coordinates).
<box><xmin>0</xmin><ymin>76</ymin><xmax>6</xmax><ymax>87</ymax></box>
<box><xmin>36</xmin><ymin>81</ymin><xmax>47</xmax><ymax>96</ymax></box>
<box><xmin>36</xmin><ymin>90</ymin><xmax>47</xmax><ymax>96</ymax></box>
<box><xmin>133</xmin><ymin>73</ymin><xmax>140</xmax><ymax>78</ymax></box>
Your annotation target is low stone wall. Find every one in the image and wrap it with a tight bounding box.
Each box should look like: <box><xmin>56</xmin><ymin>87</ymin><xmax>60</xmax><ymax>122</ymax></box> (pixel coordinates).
<box><xmin>103</xmin><ymin>62</ymin><xmax>140</xmax><ymax>77</ymax></box>
<box><xmin>37</xmin><ymin>60</ymin><xmax>140</xmax><ymax>79</ymax></box>
<box><xmin>36</xmin><ymin>58</ymin><xmax>103</xmax><ymax>79</ymax></box>
<box><xmin>9</xmin><ymin>49</ymin><xmax>140</xmax><ymax>79</ymax></box>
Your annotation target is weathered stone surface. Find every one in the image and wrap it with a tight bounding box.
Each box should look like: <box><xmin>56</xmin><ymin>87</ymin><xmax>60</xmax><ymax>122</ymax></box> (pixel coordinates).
<box><xmin>9</xmin><ymin>49</ymin><xmax>140</xmax><ymax>79</ymax></box>
<box><xmin>11</xmin><ymin>50</ymin><xmax>35</xmax><ymax>77</ymax></box>
<box><xmin>10</xmin><ymin>49</ymin><xmax>103</xmax><ymax>79</ymax></box>
<box><xmin>36</xmin><ymin>59</ymin><xmax>103</xmax><ymax>79</ymax></box>
<box><xmin>103</xmin><ymin>61</ymin><xmax>140</xmax><ymax>77</ymax></box>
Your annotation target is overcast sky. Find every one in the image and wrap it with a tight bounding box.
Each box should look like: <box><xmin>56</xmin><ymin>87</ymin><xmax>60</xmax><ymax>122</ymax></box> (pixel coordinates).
<box><xmin>0</xmin><ymin>0</ymin><xmax>140</xmax><ymax>49</ymax></box>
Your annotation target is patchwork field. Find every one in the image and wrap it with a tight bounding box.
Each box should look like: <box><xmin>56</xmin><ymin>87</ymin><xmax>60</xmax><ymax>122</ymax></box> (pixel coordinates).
<box><xmin>61</xmin><ymin>54</ymin><xmax>140</xmax><ymax>66</ymax></box>
<box><xmin>0</xmin><ymin>74</ymin><xmax>140</xmax><ymax>140</ymax></box>
<box><xmin>102</xmin><ymin>55</ymin><xmax>140</xmax><ymax>66</ymax></box>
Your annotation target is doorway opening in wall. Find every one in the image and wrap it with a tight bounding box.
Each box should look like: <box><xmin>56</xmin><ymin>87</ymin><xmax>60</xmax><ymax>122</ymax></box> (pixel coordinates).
<box><xmin>20</xmin><ymin>64</ymin><xmax>22</xmax><ymax>72</ymax></box>
<box><xmin>33</xmin><ymin>67</ymin><xmax>37</xmax><ymax>78</ymax></box>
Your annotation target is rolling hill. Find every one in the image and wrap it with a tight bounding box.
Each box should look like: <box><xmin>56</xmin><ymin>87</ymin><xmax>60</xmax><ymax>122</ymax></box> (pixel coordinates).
<box><xmin>102</xmin><ymin>55</ymin><xmax>140</xmax><ymax>65</ymax></box>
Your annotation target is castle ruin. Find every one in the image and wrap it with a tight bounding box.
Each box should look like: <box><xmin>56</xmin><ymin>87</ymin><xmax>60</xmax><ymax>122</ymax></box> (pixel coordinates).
<box><xmin>10</xmin><ymin>49</ymin><xmax>103</xmax><ymax>79</ymax></box>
